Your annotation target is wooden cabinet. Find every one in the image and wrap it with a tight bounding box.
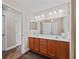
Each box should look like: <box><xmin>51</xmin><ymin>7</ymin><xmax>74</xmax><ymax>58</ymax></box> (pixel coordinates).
<box><xmin>29</xmin><ymin>37</ymin><xmax>69</xmax><ymax>59</ymax></box>
<box><xmin>56</xmin><ymin>41</ymin><xmax>69</xmax><ymax>59</ymax></box>
<box><xmin>47</xmin><ymin>40</ymin><xmax>69</xmax><ymax>59</ymax></box>
<box><xmin>40</xmin><ymin>39</ymin><xmax>47</xmax><ymax>55</ymax></box>
<box><xmin>47</xmin><ymin>40</ymin><xmax>56</xmax><ymax>58</ymax></box>
<box><xmin>29</xmin><ymin>37</ymin><xmax>34</xmax><ymax>50</ymax></box>
<box><xmin>34</xmin><ymin>38</ymin><xmax>40</xmax><ymax>52</ymax></box>
<box><xmin>29</xmin><ymin>37</ymin><xmax>40</xmax><ymax>52</ymax></box>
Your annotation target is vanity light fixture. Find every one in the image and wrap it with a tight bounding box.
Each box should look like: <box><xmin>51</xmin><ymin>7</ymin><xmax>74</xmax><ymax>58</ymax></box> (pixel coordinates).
<box><xmin>38</xmin><ymin>16</ymin><xmax>40</xmax><ymax>18</ymax></box>
<box><xmin>35</xmin><ymin>16</ymin><xmax>37</xmax><ymax>19</ymax></box>
<box><xmin>49</xmin><ymin>12</ymin><xmax>52</xmax><ymax>15</ymax></box>
<box><xmin>54</xmin><ymin>11</ymin><xmax>57</xmax><ymax>14</ymax></box>
<box><xmin>59</xmin><ymin>9</ymin><xmax>63</xmax><ymax>13</ymax></box>
<box><xmin>41</xmin><ymin>14</ymin><xmax>44</xmax><ymax>17</ymax></box>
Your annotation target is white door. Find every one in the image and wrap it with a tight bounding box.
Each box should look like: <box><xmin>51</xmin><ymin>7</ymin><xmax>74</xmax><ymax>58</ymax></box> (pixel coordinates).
<box><xmin>6</xmin><ymin>11</ymin><xmax>16</xmax><ymax>49</ymax></box>
<box><xmin>2</xmin><ymin>15</ymin><xmax>5</xmax><ymax>51</ymax></box>
<box><xmin>2</xmin><ymin>5</ymin><xmax>22</xmax><ymax>51</ymax></box>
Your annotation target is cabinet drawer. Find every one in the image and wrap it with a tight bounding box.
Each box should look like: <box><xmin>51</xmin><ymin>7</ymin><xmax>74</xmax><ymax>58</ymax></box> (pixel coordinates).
<box><xmin>40</xmin><ymin>45</ymin><xmax>47</xmax><ymax>49</ymax></box>
<box><xmin>34</xmin><ymin>48</ymin><xmax>39</xmax><ymax>52</ymax></box>
<box><xmin>40</xmin><ymin>47</ymin><xmax>47</xmax><ymax>50</ymax></box>
<box><xmin>40</xmin><ymin>39</ymin><xmax>47</xmax><ymax>42</ymax></box>
<box><xmin>40</xmin><ymin>48</ymin><xmax>47</xmax><ymax>54</ymax></box>
<box><xmin>40</xmin><ymin>39</ymin><xmax>47</xmax><ymax>45</ymax></box>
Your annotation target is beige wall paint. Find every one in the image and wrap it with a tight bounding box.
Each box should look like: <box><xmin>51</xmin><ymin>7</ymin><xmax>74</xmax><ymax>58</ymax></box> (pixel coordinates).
<box><xmin>70</xmin><ymin>0</ymin><xmax>76</xmax><ymax>59</ymax></box>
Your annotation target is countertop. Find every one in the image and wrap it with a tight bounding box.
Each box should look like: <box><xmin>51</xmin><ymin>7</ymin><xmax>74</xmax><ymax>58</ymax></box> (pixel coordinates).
<box><xmin>29</xmin><ymin>34</ymin><xmax>70</xmax><ymax>42</ymax></box>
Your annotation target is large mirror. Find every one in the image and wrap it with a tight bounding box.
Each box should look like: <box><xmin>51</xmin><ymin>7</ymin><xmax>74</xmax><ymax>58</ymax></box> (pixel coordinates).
<box><xmin>40</xmin><ymin>16</ymin><xmax>70</xmax><ymax>36</ymax></box>
<box><xmin>30</xmin><ymin>22</ymin><xmax>38</xmax><ymax>30</ymax></box>
<box><xmin>30</xmin><ymin>2</ymin><xmax>70</xmax><ymax>39</ymax></box>
<box><xmin>30</xmin><ymin>15</ymin><xmax>70</xmax><ymax>36</ymax></box>
<box><xmin>40</xmin><ymin>17</ymin><xmax>64</xmax><ymax>35</ymax></box>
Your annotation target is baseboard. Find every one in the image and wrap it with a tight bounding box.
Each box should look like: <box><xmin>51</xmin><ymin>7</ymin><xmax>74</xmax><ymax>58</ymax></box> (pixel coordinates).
<box><xmin>22</xmin><ymin>48</ymin><xmax>30</xmax><ymax>54</ymax></box>
<box><xmin>6</xmin><ymin>43</ymin><xmax>21</xmax><ymax>51</ymax></box>
<box><xmin>18</xmin><ymin>48</ymin><xmax>30</xmax><ymax>59</ymax></box>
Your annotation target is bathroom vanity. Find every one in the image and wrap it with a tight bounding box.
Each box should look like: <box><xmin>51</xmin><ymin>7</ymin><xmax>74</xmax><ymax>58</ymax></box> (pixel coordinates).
<box><xmin>29</xmin><ymin>4</ymin><xmax>70</xmax><ymax>59</ymax></box>
<box><xmin>29</xmin><ymin>36</ymin><xmax>69</xmax><ymax>59</ymax></box>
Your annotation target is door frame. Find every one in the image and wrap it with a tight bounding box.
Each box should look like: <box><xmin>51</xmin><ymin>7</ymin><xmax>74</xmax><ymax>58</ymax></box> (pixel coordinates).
<box><xmin>2</xmin><ymin>14</ymin><xmax>7</xmax><ymax>51</ymax></box>
<box><xmin>70</xmin><ymin>0</ymin><xmax>76</xmax><ymax>59</ymax></box>
<box><xmin>2</xmin><ymin>3</ymin><xmax>23</xmax><ymax>52</ymax></box>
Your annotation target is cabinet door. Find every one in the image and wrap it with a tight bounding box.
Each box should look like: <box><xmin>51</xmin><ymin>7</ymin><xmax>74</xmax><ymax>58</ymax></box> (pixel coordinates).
<box><xmin>40</xmin><ymin>39</ymin><xmax>47</xmax><ymax>55</ymax></box>
<box><xmin>56</xmin><ymin>41</ymin><xmax>69</xmax><ymax>59</ymax></box>
<box><xmin>29</xmin><ymin>37</ymin><xmax>34</xmax><ymax>50</ymax></box>
<box><xmin>34</xmin><ymin>38</ymin><xmax>40</xmax><ymax>52</ymax></box>
<box><xmin>47</xmin><ymin>40</ymin><xmax>56</xmax><ymax>57</ymax></box>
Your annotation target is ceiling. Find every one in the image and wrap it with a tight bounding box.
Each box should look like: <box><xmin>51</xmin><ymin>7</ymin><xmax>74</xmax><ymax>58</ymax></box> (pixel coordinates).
<box><xmin>17</xmin><ymin>0</ymin><xmax>70</xmax><ymax>13</ymax></box>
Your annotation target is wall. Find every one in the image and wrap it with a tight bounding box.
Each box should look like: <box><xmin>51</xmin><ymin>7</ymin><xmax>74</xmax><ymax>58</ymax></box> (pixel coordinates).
<box><xmin>70</xmin><ymin>0</ymin><xmax>76</xmax><ymax>59</ymax></box>
<box><xmin>31</xmin><ymin>3</ymin><xmax>70</xmax><ymax>18</ymax></box>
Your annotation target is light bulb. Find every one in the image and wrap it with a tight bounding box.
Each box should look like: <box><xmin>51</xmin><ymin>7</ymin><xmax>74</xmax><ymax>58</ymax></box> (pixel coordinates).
<box><xmin>54</xmin><ymin>11</ymin><xmax>56</xmax><ymax>14</ymax></box>
<box><xmin>41</xmin><ymin>14</ymin><xmax>44</xmax><ymax>17</ymax></box>
<box><xmin>35</xmin><ymin>16</ymin><xmax>37</xmax><ymax>19</ymax></box>
<box><xmin>38</xmin><ymin>16</ymin><xmax>40</xmax><ymax>18</ymax></box>
<box><xmin>49</xmin><ymin>12</ymin><xmax>52</xmax><ymax>15</ymax></box>
<box><xmin>59</xmin><ymin>9</ymin><xmax>63</xmax><ymax>13</ymax></box>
